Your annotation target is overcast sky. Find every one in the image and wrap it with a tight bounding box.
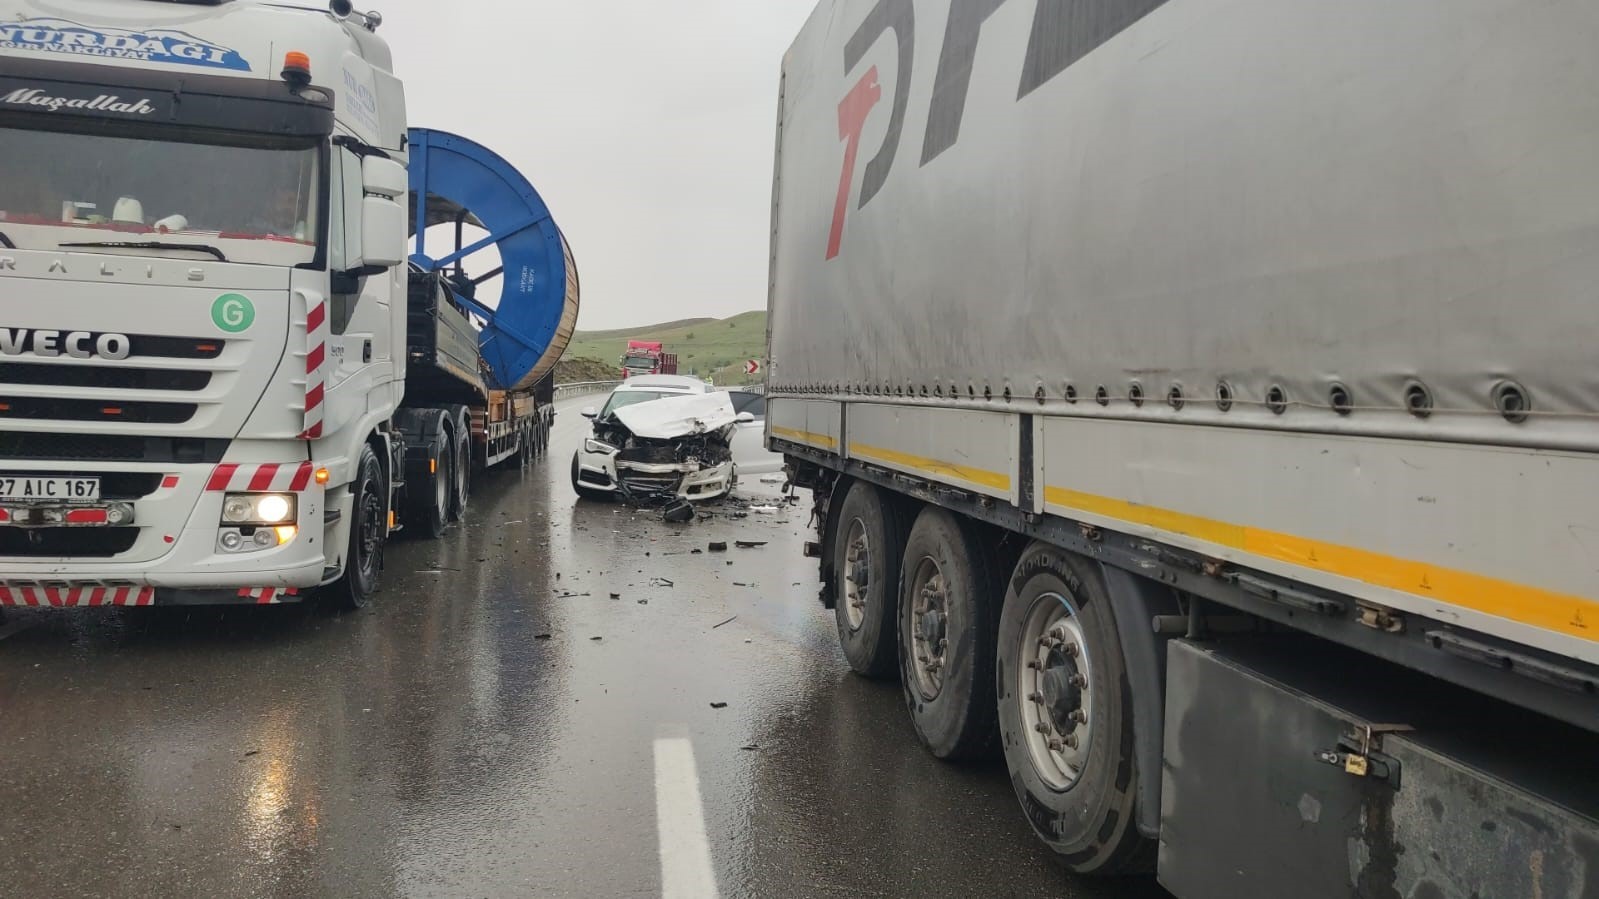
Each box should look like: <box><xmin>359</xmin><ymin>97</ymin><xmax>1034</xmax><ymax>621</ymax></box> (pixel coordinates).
<box><xmin>379</xmin><ymin>0</ymin><xmax>819</xmax><ymax>330</ymax></box>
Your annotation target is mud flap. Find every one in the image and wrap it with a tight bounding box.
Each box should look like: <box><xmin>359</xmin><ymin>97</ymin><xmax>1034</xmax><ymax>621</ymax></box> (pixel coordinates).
<box><xmin>1159</xmin><ymin>639</ymin><xmax>1599</xmax><ymax>899</ymax></box>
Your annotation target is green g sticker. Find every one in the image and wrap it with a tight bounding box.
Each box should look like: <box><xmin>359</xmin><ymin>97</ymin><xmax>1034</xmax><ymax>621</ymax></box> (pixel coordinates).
<box><xmin>212</xmin><ymin>294</ymin><xmax>255</xmax><ymax>333</ymax></box>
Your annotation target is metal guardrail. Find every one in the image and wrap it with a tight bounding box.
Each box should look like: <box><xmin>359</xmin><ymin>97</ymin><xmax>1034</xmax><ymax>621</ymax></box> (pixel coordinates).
<box><xmin>554</xmin><ymin>380</ymin><xmax>622</xmax><ymax>400</ymax></box>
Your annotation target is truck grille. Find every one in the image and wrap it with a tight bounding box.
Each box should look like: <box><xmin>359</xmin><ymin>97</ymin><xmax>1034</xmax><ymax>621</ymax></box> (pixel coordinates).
<box><xmin>0</xmin><ymin>527</ymin><xmax>139</xmax><ymax>558</ymax></box>
<box><xmin>0</xmin><ymin>396</ymin><xmax>196</xmax><ymax>424</ymax></box>
<box><xmin>0</xmin><ymin>433</ymin><xmax>228</xmax><ymax>463</ymax></box>
<box><xmin>0</xmin><ymin>362</ymin><xmax>210</xmax><ymax>392</ymax></box>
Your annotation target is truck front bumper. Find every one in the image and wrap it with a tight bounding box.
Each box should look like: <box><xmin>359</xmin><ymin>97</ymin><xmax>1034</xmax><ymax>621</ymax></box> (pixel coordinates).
<box><xmin>0</xmin><ymin>458</ymin><xmax>344</xmax><ymax>606</ymax></box>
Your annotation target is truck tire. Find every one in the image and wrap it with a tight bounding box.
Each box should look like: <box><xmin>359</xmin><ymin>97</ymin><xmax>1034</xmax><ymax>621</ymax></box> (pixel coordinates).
<box><xmin>418</xmin><ymin>436</ymin><xmax>450</xmax><ymax>539</ymax></box>
<box><xmin>570</xmin><ymin>451</ymin><xmax>611</xmax><ymax>502</ymax></box>
<box><xmin>331</xmin><ymin>446</ymin><xmax>386</xmax><ymax>611</ymax></box>
<box><xmin>830</xmin><ymin>481</ymin><xmax>908</xmax><ymax>678</ymax></box>
<box><xmin>449</xmin><ymin>407</ymin><xmax>471</xmax><ymax>522</ymax></box>
<box><xmin>996</xmin><ymin>543</ymin><xmax>1152</xmax><ymax>874</ymax></box>
<box><xmin>897</xmin><ymin>507</ymin><xmax>999</xmax><ymax>760</ymax></box>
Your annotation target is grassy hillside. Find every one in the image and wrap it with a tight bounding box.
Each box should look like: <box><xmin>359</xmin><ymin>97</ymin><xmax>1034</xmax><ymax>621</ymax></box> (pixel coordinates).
<box><xmin>564</xmin><ymin>310</ymin><xmax>767</xmax><ymax>385</ymax></box>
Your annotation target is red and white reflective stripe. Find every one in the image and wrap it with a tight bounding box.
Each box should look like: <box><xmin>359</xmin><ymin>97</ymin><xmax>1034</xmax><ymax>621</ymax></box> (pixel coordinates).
<box><xmin>238</xmin><ymin>587</ymin><xmax>299</xmax><ymax>605</ymax></box>
<box><xmin>0</xmin><ymin>585</ymin><xmax>153</xmax><ymax>607</ymax></box>
<box><xmin>300</xmin><ymin>297</ymin><xmax>328</xmax><ymax>440</ymax></box>
<box><xmin>205</xmin><ymin>462</ymin><xmax>315</xmax><ymax>493</ymax></box>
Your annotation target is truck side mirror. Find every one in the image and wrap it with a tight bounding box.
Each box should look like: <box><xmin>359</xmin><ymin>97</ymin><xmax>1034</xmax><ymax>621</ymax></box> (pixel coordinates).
<box><xmin>360</xmin><ymin>196</ymin><xmax>406</xmax><ymax>268</ymax></box>
<box><xmin>356</xmin><ymin>156</ymin><xmax>407</xmax><ymax>269</ymax></box>
<box><xmin>581</xmin><ymin>407</ymin><xmax>598</xmax><ymax>419</ymax></box>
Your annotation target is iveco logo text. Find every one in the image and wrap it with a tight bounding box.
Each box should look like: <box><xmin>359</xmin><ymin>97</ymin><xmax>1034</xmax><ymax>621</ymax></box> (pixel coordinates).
<box><xmin>0</xmin><ymin>329</ymin><xmax>131</xmax><ymax>361</ymax></box>
<box><xmin>2</xmin><ymin>88</ymin><xmax>154</xmax><ymax>115</ymax></box>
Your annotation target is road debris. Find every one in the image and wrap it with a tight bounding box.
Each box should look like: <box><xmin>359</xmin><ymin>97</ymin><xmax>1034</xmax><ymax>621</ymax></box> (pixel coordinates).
<box><xmin>735</xmin><ymin>540</ymin><xmax>767</xmax><ymax>549</ymax></box>
<box><xmin>749</xmin><ymin>505</ymin><xmax>780</xmax><ymax>514</ymax></box>
<box><xmin>650</xmin><ymin>577</ymin><xmax>675</xmax><ymax>588</ymax></box>
<box><xmin>662</xmin><ymin>500</ymin><xmax>695</xmax><ymax>523</ymax></box>
<box><xmin>710</xmin><ymin>702</ymin><xmax>728</xmax><ymax>709</ymax></box>
<box><xmin>708</xmin><ymin>541</ymin><xmax>728</xmax><ymax>552</ymax></box>
<box><xmin>609</xmin><ymin>592</ymin><xmax>621</xmax><ymax>600</ymax></box>
<box><xmin>534</xmin><ymin>633</ymin><xmax>553</xmax><ymax>640</ymax></box>
<box><xmin>712</xmin><ymin>615</ymin><xmax>738</xmax><ymax>629</ymax></box>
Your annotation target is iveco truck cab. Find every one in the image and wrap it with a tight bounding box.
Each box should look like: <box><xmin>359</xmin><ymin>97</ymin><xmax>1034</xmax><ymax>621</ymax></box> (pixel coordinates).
<box><xmin>0</xmin><ymin>0</ymin><xmax>413</xmax><ymax>607</ymax></box>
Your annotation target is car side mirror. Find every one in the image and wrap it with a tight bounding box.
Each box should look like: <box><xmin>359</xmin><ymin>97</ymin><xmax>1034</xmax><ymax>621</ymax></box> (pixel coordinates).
<box><xmin>735</xmin><ymin>411</ymin><xmax>755</xmax><ymax>424</ymax></box>
<box><xmin>581</xmin><ymin>407</ymin><xmax>598</xmax><ymax>419</ymax></box>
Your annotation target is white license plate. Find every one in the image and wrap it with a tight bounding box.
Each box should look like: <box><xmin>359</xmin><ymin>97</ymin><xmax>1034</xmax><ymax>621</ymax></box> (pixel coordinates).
<box><xmin>0</xmin><ymin>477</ymin><xmax>101</xmax><ymax>502</ymax></box>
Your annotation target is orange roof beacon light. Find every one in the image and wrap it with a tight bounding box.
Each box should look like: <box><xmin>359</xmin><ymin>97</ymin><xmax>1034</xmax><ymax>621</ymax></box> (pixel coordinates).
<box><xmin>282</xmin><ymin>52</ymin><xmax>312</xmax><ymax>87</ymax></box>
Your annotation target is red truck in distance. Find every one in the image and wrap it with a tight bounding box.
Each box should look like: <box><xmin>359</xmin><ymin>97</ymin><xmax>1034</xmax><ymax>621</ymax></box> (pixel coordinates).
<box><xmin>620</xmin><ymin>340</ymin><xmax>678</xmax><ymax>379</ymax></box>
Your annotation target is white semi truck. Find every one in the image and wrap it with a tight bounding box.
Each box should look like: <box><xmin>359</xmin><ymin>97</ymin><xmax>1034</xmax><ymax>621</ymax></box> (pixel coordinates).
<box><xmin>0</xmin><ymin>0</ymin><xmax>577</xmax><ymax>608</ymax></box>
<box><xmin>768</xmin><ymin>1</ymin><xmax>1599</xmax><ymax>896</ymax></box>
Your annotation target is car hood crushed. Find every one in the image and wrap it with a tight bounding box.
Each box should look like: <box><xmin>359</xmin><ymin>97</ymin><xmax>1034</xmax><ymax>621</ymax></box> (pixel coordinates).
<box><xmin>596</xmin><ymin>392</ymin><xmax>739</xmax><ymax>504</ymax></box>
<box><xmin>611</xmin><ymin>392</ymin><xmax>739</xmax><ymax>438</ymax></box>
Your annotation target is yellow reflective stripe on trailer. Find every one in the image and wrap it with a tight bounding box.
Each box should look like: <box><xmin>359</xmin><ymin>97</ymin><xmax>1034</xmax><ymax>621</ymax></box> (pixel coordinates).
<box><xmin>1045</xmin><ymin>486</ymin><xmax>1598</xmax><ymax>643</ymax></box>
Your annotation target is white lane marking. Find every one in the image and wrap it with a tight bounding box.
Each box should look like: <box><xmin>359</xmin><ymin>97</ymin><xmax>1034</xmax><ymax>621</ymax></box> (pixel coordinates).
<box><xmin>654</xmin><ymin>727</ymin><xmax>720</xmax><ymax>899</ymax></box>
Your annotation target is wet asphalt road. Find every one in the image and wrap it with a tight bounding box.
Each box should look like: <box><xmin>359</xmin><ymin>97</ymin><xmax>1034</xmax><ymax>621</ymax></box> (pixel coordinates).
<box><xmin>0</xmin><ymin>397</ymin><xmax>1169</xmax><ymax>899</ymax></box>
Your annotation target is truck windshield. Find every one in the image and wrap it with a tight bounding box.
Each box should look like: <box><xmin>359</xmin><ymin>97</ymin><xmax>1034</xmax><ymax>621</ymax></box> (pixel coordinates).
<box><xmin>624</xmin><ymin>355</ymin><xmax>657</xmax><ymax>369</ymax></box>
<box><xmin>0</xmin><ymin>125</ymin><xmax>320</xmax><ymax>266</ymax></box>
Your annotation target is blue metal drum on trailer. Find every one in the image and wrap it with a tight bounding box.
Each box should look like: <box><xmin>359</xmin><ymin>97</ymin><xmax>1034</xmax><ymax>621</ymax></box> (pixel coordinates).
<box><xmin>406</xmin><ymin>127</ymin><xmax>580</xmax><ymax>392</ymax></box>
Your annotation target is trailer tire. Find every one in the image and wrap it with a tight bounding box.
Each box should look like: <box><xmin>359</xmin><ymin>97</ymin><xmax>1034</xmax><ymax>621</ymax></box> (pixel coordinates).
<box><xmin>331</xmin><ymin>446</ymin><xmax>386</xmax><ymax>611</ymax></box>
<box><xmin>830</xmin><ymin>482</ymin><xmax>907</xmax><ymax>679</ymax></box>
<box><xmin>996</xmin><ymin>543</ymin><xmax>1152</xmax><ymax>874</ymax></box>
<box><xmin>897</xmin><ymin>507</ymin><xmax>1000</xmax><ymax>760</ymax></box>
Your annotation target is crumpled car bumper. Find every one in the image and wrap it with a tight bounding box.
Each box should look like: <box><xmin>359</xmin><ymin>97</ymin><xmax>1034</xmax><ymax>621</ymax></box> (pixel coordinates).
<box><xmin>614</xmin><ymin>459</ymin><xmax>734</xmax><ymax>502</ymax></box>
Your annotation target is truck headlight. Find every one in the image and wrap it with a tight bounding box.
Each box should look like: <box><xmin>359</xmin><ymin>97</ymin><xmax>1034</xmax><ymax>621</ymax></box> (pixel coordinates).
<box><xmin>221</xmin><ymin>493</ymin><xmax>297</xmax><ymax>525</ymax></box>
<box><xmin>585</xmin><ymin>438</ymin><xmax>619</xmax><ymax>455</ymax></box>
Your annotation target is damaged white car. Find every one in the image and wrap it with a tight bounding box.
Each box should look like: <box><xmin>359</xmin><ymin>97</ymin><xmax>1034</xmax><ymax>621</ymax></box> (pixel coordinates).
<box><xmin>571</xmin><ymin>390</ymin><xmax>751</xmax><ymax>502</ymax></box>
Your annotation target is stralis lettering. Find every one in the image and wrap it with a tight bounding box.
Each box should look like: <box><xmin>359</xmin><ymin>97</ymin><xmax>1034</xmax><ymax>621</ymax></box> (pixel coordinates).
<box><xmin>2</xmin><ymin>88</ymin><xmax>155</xmax><ymax>115</ymax></box>
<box><xmin>0</xmin><ymin>328</ymin><xmax>132</xmax><ymax>361</ymax></box>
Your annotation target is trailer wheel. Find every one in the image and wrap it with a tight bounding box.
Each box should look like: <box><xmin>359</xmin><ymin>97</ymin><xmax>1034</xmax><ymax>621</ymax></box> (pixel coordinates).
<box><xmin>897</xmin><ymin>507</ymin><xmax>999</xmax><ymax>759</ymax></box>
<box><xmin>996</xmin><ymin>543</ymin><xmax>1152</xmax><ymax>874</ymax></box>
<box><xmin>331</xmin><ymin>446</ymin><xmax>386</xmax><ymax>611</ymax></box>
<box><xmin>830</xmin><ymin>482</ymin><xmax>907</xmax><ymax>678</ymax></box>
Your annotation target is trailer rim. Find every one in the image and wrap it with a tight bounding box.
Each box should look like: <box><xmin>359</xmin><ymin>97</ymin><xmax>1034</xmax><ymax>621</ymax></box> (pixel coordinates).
<box><xmin>1017</xmin><ymin>590</ymin><xmax>1094</xmax><ymax>791</ymax></box>
<box><xmin>842</xmin><ymin>518</ymin><xmax>870</xmax><ymax>630</ymax></box>
<box><xmin>908</xmin><ymin>555</ymin><xmax>950</xmax><ymax>700</ymax></box>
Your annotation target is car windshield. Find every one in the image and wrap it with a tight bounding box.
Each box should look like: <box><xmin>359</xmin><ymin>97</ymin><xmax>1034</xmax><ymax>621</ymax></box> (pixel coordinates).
<box><xmin>600</xmin><ymin>390</ymin><xmax>683</xmax><ymax>418</ymax></box>
<box><xmin>0</xmin><ymin>125</ymin><xmax>320</xmax><ymax>265</ymax></box>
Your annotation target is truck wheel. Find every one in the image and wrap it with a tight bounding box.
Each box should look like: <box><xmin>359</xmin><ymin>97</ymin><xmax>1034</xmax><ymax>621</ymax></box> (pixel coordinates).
<box><xmin>332</xmin><ymin>446</ymin><xmax>386</xmax><ymax>611</ymax></box>
<box><xmin>449</xmin><ymin>409</ymin><xmax>471</xmax><ymax>522</ymax></box>
<box><xmin>897</xmin><ymin>507</ymin><xmax>999</xmax><ymax>759</ymax></box>
<box><xmin>996</xmin><ymin>543</ymin><xmax>1152</xmax><ymax>874</ymax></box>
<box><xmin>830</xmin><ymin>482</ymin><xmax>907</xmax><ymax>678</ymax></box>
<box><xmin>421</xmin><ymin>438</ymin><xmax>451</xmax><ymax>538</ymax></box>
